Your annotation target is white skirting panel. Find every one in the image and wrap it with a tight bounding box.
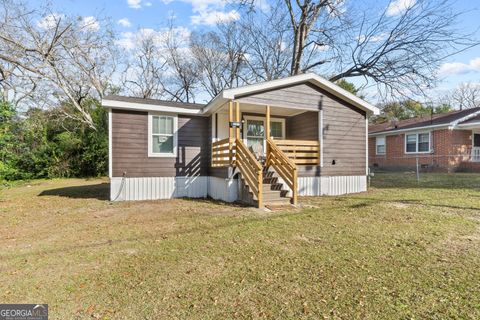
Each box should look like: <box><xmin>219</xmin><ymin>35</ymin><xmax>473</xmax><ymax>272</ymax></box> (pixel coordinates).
<box><xmin>298</xmin><ymin>176</ymin><xmax>367</xmax><ymax>196</ymax></box>
<box><xmin>110</xmin><ymin>176</ymin><xmax>208</xmax><ymax>201</ymax></box>
<box><xmin>111</xmin><ymin>175</ymin><xmax>366</xmax><ymax>202</ymax></box>
<box><xmin>207</xmin><ymin>177</ymin><xmax>238</xmax><ymax>202</ymax></box>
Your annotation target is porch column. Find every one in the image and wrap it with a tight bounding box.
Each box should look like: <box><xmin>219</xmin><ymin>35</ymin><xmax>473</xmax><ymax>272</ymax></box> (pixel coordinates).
<box><xmin>265</xmin><ymin>105</ymin><xmax>270</xmax><ymax>140</ymax></box>
<box><xmin>235</xmin><ymin>101</ymin><xmax>241</xmax><ymax>139</ymax></box>
<box><xmin>229</xmin><ymin>100</ymin><xmax>233</xmax><ymax>165</ymax></box>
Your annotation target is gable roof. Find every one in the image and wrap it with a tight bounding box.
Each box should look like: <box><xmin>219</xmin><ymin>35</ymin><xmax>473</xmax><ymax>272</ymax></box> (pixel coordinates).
<box><xmin>203</xmin><ymin>73</ymin><xmax>380</xmax><ymax>115</ymax></box>
<box><xmin>369</xmin><ymin>107</ymin><xmax>480</xmax><ymax>135</ymax></box>
<box><xmin>102</xmin><ymin>73</ymin><xmax>380</xmax><ymax>116</ymax></box>
<box><xmin>102</xmin><ymin>95</ymin><xmax>205</xmax><ymax>115</ymax></box>
<box><xmin>104</xmin><ymin>95</ymin><xmax>205</xmax><ymax>109</ymax></box>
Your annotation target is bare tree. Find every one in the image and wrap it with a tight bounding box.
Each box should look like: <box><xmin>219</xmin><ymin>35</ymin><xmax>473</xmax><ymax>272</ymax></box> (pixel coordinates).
<box><xmin>122</xmin><ymin>32</ymin><xmax>167</xmax><ymax>99</ymax></box>
<box><xmin>329</xmin><ymin>0</ymin><xmax>477</xmax><ymax>97</ymax></box>
<box><xmin>239</xmin><ymin>4</ymin><xmax>292</xmax><ymax>81</ymax></box>
<box><xmin>190</xmin><ymin>22</ymin><xmax>247</xmax><ymax>97</ymax></box>
<box><xmin>162</xmin><ymin>24</ymin><xmax>199</xmax><ymax>103</ymax></box>
<box><xmin>448</xmin><ymin>83</ymin><xmax>480</xmax><ymax>110</ymax></box>
<box><xmin>236</xmin><ymin>0</ymin><xmax>478</xmax><ymax>97</ymax></box>
<box><xmin>0</xmin><ymin>0</ymin><xmax>118</xmax><ymax>128</ymax></box>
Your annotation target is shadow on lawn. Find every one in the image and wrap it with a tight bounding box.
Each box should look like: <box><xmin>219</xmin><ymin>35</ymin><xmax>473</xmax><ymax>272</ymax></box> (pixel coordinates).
<box><xmin>39</xmin><ymin>182</ymin><xmax>110</xmax><ymax>200</ymax></box>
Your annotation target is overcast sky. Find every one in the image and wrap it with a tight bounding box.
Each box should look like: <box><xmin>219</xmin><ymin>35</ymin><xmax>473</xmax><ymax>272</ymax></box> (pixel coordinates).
<box><xmin>28</xmin><ymin>0</ymin><xmax>480</xmax><ymax>102</ymax></box>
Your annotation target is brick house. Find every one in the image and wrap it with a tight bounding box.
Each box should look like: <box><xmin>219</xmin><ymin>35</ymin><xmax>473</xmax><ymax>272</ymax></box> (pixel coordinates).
<box><xmin>369</xmin><ymin>108</ymin><xmax>480</xmax><ymax>172</ymax></box>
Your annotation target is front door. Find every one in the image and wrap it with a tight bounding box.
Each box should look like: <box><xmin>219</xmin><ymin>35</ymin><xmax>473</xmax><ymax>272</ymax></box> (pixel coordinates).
<box><xmin>244</xmin><ymin>117</ymin><xmax>285</xmax><ymax>156</ymax></box>
<box><xmin>474</xmin><ymin>133</ymin><xmax>480</xmax><ymax>148</ymax></box>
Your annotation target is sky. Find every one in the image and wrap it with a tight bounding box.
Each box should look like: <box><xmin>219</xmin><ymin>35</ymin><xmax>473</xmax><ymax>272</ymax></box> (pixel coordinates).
<box><xmin>27</xmin><ymin>0</ymin><xmax>480</xmax><ymax>102</ymax></box>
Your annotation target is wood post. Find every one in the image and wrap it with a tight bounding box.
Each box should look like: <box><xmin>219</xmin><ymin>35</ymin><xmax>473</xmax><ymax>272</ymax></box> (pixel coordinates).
<box><xmin>257</xmin><ymin>169</ymin><xmax>263</xmax><ymax>208</ymax></box>
<box><xmin>292</xmin><ymin>168</ymin><xmax>298</xmax><ymax>205</ymax></box>
<box><xmin>265</xmin><ymin>105</ymin><xmax>270</xmax><ymax>141</ymax></box>
<box><xmin>235</xmin><ymin>101</ymin><xmax>241</xmax><ymax>139</ymax></box>
<box><xmin>229</xmin><ymin>100</ymin><xmax>233</xmax><ymax>165</ymax></box>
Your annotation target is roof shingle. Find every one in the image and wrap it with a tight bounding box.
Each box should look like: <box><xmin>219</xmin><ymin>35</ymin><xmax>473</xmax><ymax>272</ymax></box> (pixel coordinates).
<box><xmin>369</xmin><ymin>107</ymin><xmax>480</xmax><ymax>134</ymax></box>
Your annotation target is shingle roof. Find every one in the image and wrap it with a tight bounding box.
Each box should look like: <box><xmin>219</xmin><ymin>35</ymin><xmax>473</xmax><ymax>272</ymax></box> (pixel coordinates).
<box><xmin>103</xmin><ymin>95</ymin><xmax>205</xmax><ymax>110</ymax></box>
<box><xmin>369</xmin><ymin>107</ymin><xmax>480</xmax><ymax>134</ymax></box>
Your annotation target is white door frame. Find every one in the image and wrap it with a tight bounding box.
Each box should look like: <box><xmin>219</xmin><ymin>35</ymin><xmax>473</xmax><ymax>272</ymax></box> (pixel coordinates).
<box><xmin>243</xmin><ymin>115</ymin><xmax>286</xmax><ymax>153</ymax></box>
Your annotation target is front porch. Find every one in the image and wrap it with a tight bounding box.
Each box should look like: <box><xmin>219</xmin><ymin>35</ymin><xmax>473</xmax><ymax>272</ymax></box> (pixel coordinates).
<box><xmin>211</xmin><ymin>100</ymin><xmax>321</xmax><ymax>208</ymax></box>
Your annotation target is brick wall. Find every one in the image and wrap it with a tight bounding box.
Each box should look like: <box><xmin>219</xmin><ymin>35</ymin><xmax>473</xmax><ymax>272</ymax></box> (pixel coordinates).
<box><xmin>369</xmin><ymin>128</ymin><xmax>480</xmax><ymax>172</ymax></box>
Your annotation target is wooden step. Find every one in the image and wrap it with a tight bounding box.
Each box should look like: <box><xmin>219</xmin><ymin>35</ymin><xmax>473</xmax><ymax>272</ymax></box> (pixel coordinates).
<box><xmin>264</xmin><ymin>198</ymin><xmax>292</xmax><ymax>205</ymax></box>
<box><xmin>262</xmin><ymin>183</ymin><xmax>283</xmax><ymax>191</ymax></box>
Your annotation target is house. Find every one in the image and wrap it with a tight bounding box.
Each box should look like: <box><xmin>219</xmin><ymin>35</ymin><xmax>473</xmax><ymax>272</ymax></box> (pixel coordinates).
<box><xmin>369</xmin><ymin>108</ymin><xmax>480</xmax><ymax>172</ymax></box>
<box><xmin>102</xmin><ymin>73</ymin><xmax>379</xmax><ymax>207</ymax></box>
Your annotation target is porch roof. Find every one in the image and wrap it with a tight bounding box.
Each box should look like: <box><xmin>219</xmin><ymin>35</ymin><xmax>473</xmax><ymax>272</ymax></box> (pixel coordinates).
<box><xmin>102</xmin><ymin>73</ymin><xmax>380</xmax><ymax>116</ymax></box>
<box><xmin>203</xmin><ymin>73</ymin><xmax>380</xmax><ymax>116</ymax></box>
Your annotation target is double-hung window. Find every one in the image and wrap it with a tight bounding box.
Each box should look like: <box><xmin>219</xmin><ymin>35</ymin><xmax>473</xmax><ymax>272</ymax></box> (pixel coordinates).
<box><xmin>376</xmin><ymin>136</ymin><xmax>386</xmax><ymax>155</ymax></box>
<box><xmin>148</xmin><ymin>114</ymin><xmax>177</xmax><ymax>157</ymax></box>
<box><xmin>405</xmin><ymin>132</ymin><xmax>430</xmax><ymax>153</ymax></box>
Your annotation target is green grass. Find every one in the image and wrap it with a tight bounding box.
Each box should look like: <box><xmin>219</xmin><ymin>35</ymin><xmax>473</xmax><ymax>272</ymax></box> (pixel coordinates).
<box><xmin>1</xmin><ymin>174</ymin><xmax>480</xmax><ymax>319</ymax></box>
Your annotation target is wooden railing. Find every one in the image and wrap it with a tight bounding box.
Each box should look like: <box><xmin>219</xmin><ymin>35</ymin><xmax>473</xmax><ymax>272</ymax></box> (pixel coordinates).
<box><xmin>273</xmin><ymin>139</ymin><xmax>320</xmax><ymax>165</ymax></box>
<box><xmin>235</xmin><ymin>138</ymin><xmax>263</xmax><ymax>207</ymax></box>
<box><xmin>212</xmin><ymin>138</ymin><xmax>234</xmax><ymax>167</ymax></box>
<box><xmin>266</xmin><ymin>139</ymin><xmax>298</xmax><ymax>205</ymax></box>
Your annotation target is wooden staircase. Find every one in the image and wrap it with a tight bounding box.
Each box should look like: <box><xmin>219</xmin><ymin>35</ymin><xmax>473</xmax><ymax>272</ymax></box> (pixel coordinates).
<box><xmin>239</xmin><ymin>165</ymin><xmax>292</xmax><ymax>207</ymax></box>
<box><xmin>262</xmin><ymin>167</ymin><xmax>292</xmax><ymax>205</ymax></box>
<box><xmin>212</xmin><ymin>136</ymin><xmax>300</xmax><ymax>208</ymax></box>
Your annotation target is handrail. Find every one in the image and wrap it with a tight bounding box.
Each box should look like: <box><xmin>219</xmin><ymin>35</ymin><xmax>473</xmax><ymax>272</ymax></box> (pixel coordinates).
<box><xmin>235</xmin><ymin>138</ymin><xmax>263</xmax><ymax>207</ymax></box>
<box><xmin>212</xmin><ymin>138</ymin><xmax>234</xmax><ymax>167</ymax></box>
<box><xmin>266</xmin><ymin>139</ymin><xmax>298</xmax><ymax>205</ymax></box>
<box><xmin>273</xmin><ymin>139</ymin><xmax>320</xmax><ymax>165</ymax></box>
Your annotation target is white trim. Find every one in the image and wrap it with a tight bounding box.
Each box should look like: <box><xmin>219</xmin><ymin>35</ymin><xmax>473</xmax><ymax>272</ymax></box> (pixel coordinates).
<box><xmin>375</xmin><ymin>135</ymin><xmax>386</xmax><ymax>155</ymax></box>
<box><xmin>108</xmin><ymin>108</ymin><xmax>112</xmax><ymax>178</ymax></box>
<box><xmin>404</xmin><ymin>131</ymin><xmax>432</xmax><ymax>154</ymax></box>
<box><xmin>243</xmin><ymin>115</ymin><xmax>286</xmax><ymax>149</ymax></box>
<box><xmin>320</xmin><ymin>110</ymin><xmax>324</xmax><ymax>167</ymax></box>
<box><xmin>365</xmin><ymin>117</ymin><xmax>369</xmax><ymax>175</ymax></box>
<box><xmin>457</xmin><ymin>121</ymin><xmax>480</xmax><ymax>129</ymax></box>
<box><xmin>202</xmin><ymin>73</ymin><xmax>380</xmax><ymax>116</ymax></box>
<box><xmin>369</xmin><ymin>123</ymin><xmax>449</xmax><ymax>137</ymax></box>
<box><xmin>102</xmin><ymin>99</ymin><xmax>203</xmax><ymax>115</ymax></box>
<box><xmin>449</xmin><ymin>109</ymin><xmax>480</xmax><ymax>128</ymax></box>
<box><xmin>147</xmin><ymin>113</ymin><xmax>178</xmax><ymax>158</ymax></box>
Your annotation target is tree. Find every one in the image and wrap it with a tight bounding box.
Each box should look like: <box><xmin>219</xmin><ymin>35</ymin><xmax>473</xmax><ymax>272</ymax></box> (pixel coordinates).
<box><xmin>162</xmin><ymin>24</ymin><xmax>199</xmax><ymax>103</ymax></box>
<box><xmin>122</xmin><ymin>31</ymin><xmax>167</xmax><ymax>99</ymax></box>
<box><xmin>236</xmin><ymin>0</ymin><xmax>478</xmax><ymax>97</ymax></box>
<box><xmin>0</xmin><ymin>0</ymin><xmax>118</xmax><ymax>129</ymax></box>
<box><xmin>448</xmin><ymin>83</ymin><xmax>480</xmax><ymax>110</ymax></box>
<box><xmin>372</xmin><ymin>99</ymin><xmax>453</xmax><ymax>124</ymax></box>
<box><xmin>190</xmin><ymin>22</ymin><xmax>247</xmax><ymax>97</ymax></box>
<box><xmin>336</xmin><ymin>79</ymin><xmax>360</xmax><ymax>96</ymax></box>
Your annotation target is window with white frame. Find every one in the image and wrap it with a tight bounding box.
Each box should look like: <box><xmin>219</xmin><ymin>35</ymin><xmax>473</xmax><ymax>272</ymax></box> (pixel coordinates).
<box><xmin>376</xmin><ymin>136</ymin><xmax>386</xmax><ymax>155</ymax></box>
<box><xmin>405</xmin><ymin>132</ymin><xmax>430</xmax><ymax>153</ymax></box>
<box><xmin>149</xmin><ymin>114</ymin><xmax>177</xmax><ymax>157</ymax></box>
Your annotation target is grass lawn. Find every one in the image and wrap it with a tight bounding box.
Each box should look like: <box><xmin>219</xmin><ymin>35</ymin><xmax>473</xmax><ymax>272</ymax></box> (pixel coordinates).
<box><xmin>1</xmin><ymin>173</ymin><xmax>480</xmax><ymax>319</ymax></box>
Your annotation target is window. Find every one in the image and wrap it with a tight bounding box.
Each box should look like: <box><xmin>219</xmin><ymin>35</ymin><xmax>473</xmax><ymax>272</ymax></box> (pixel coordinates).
<box><xmin>376</xmin><ymin>136</ymin><xmax>386</xmax><ymax>155</ymax></box>
<box><xmin>246</xmin><ymin>119</ymin><xmax>264</xmax><ymax>149</ymax></box>
<box><xmin>418</xmin><ymin>133</ymin><xmax>430</xmax><ymax>152</ymax></box>
<box><xmin>270</xmin><ymin>121</ymin><xmax>283</xmax><ymax>139</ymax></box>
<box><xmin>244</xmin><ymin>116</ymin><xmax>285</xmax><ymax>150</ymax></box>
<box><xmin>406</xmin><ymin>134</ymin><xmax>417</xmax><ymax>153</ymax></box>
<box><xmin>405</xmin><ymin>132</ymin><xmax>430</xmax><ymax>153</ymax></box>
<box><xmin>148</xmin><ymin>114</ymin><xmax>177</xmax><ymax>157</ymax></box>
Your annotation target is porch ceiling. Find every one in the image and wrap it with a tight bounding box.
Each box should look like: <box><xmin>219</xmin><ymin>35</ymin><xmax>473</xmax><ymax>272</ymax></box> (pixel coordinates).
<box><xmin>215</xmin><ymin>102</ymin><xmax>310</xmax><ymax>117</ymax></box>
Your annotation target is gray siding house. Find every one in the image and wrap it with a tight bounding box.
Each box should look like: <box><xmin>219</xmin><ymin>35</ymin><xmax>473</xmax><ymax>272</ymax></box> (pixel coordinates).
<box><xmin>103</xmin><ymin>73</ymin><xmax>379</xmax><ymax>207</ymax></box>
